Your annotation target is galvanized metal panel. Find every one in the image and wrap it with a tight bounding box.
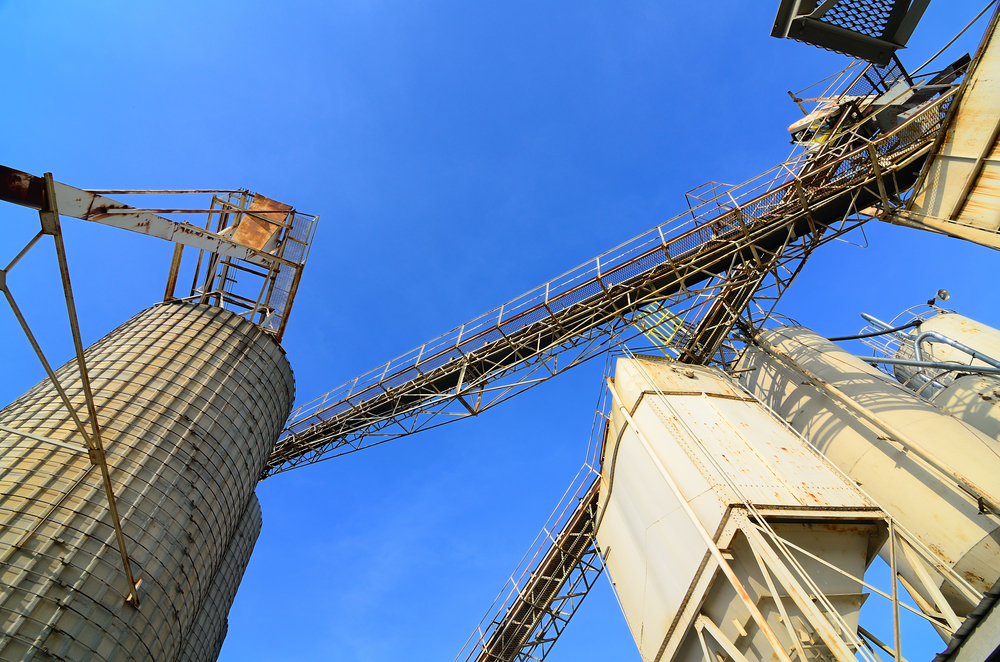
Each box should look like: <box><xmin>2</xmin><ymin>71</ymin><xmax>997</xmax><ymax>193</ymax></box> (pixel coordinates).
<box><xmin>179</xmin><ymin>493</ymin><xmax>262</xmax><ymax>662</ymax></box>
<box><xmin>0</xmin><ymin>302</ymin><xmax>294</xmax><ymax>661</ymax></box>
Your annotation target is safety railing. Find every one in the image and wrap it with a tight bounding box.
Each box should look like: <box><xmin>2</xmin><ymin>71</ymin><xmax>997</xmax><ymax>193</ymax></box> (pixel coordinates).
<box><xmin>267</xmin><ymin>85</ymin><xmax>955</xmax><ymax>475</ymax></box>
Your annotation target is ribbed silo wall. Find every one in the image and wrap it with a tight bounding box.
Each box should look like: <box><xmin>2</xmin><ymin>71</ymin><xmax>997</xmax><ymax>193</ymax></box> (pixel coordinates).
<box><xmin>178</xmin><ymin>491</ymin><xmax>262</xmax><ymax>662</ymax></box>
<box><xmin>0</xmin><ymin>301</ymin><xmax>294</xmax><ymax>661</ymax></box>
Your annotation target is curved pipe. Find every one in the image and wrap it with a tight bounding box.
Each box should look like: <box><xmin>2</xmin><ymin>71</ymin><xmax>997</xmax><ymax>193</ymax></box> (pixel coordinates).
<box><xmin>913</xmin><ymin>330</ymin><xmax>1000</xmax><ymax>369</ymax></box>
<box><xmin>856</xmin><ymin>355</ymin><xmax>1000</xmax><ymax>376</ymax></box>
<box><xmin>829</xmin><ymin>319</ymin><xmax>920</xmax><ymax>342</ymax></box>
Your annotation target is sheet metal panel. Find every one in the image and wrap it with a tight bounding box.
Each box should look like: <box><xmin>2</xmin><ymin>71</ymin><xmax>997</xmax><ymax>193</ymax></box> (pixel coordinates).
<box><xmin>598</xmin><ymin>357</ymin><xmax>878</xmax><ymax>662</ymax></box>
<box><xmin>909</xmin><ymin>12</ymin><xmax>1000</xmax><ymax>238</ymax></box>
<box><xmin>179</xmin><ymin>493</ymin><xmax>262</xmax><ymax>662</ymax></box>
<box><xmin>932</xmin><ymin>375</ymin><xmax>1000</xmax><ymax>441</ymax></box>
<box><xmin>0</xmin><ymin>302</ymin><xmax>294</xmax><ymax>661</ymax></box>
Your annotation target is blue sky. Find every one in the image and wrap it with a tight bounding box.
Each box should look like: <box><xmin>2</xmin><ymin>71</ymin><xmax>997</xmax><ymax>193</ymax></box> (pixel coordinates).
<box><xmin>2</xmin><ymin>1</ymin><xmax>999</xmax><ymax>660</ymax></box>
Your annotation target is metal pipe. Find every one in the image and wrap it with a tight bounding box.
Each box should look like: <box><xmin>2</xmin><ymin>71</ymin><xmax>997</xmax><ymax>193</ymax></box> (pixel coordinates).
<box><xmin>856</xmin><ymin>355</ymin><xmax>1000</xmax><ymax>375</ymax></box>
<box><xmin>861</xmin><ymin>312</ymin><xmax>914</xmax><ymax>338</ymax></box>
<box><xmin>0</xmin><ymin>424</ymin><xmax>88</xmax><ymax>454</ymax></box>
<box><xmin>829</xmin><ymin>319</ymin><xmax>920</xmax><ymax>342</ymax></box>
<box><xmin>913</xmin><ymin>330</ymin><xmax>1000</xmax><ymax>369</ymax></box>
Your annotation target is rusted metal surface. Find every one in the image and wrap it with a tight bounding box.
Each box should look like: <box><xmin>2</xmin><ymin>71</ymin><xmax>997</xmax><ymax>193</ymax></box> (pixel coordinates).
<box><xmin>0</xmin><ymin>166</ymin><xmax>319</xmax><ymax>341</ymax></box>
<box><xmin>229</xmin><ymin>193</ymin><xmax>292</xmax><ymax>252</ymax></box>
<box><xmin>266</xmin><ymin>84</ymin><xmax>955</xmax><ymax>477</ymax></box>
<box><xmin>0</xmin><ymin>167</ymin><xmax>286</xmax><ymax>267</ymax></box>
<box><xmin>42</xmin><ymin>173</ymin><xmax>142</xmax><ymax>607</ymax></box>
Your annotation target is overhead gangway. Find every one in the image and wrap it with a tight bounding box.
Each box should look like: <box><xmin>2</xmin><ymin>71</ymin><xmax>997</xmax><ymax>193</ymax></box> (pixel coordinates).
<box><xmin>265</xmin><ymin>83</ymin><xmax>956</xmax><ymax>477</ymax></box>
<box><xmin>466</xmin><ymin>478</ymin><xmax>603</xmax><ymax>662</ymax></box>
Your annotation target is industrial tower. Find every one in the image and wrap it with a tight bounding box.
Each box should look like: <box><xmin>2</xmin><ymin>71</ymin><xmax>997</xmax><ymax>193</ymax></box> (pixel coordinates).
<box><xmin>1</xmin><ymin>1</ymin><xmax>999</xmax><ymax>661</ymax></box>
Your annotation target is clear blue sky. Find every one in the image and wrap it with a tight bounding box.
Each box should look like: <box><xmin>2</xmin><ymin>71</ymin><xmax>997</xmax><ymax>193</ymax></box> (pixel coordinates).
<box><xmin>1</xmin><ymin>1</ymin><xmax>998</xmax><ymax>660</ymax></box>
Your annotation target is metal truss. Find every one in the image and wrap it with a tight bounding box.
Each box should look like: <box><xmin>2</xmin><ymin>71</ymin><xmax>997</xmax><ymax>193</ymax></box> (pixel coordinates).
<box><xmin>0</xmin><ymin>174</ymin><xmax>140</xmax><ymax>607</ymax></box>
<box><xmin>265</xmin><ymin>82</ymin><xmax>955</xmax><ymax>477</ymax></box>
<box><xmin>0</xmin><ymin>168</ymin><xmax>319</xmax><ymax>341</ymax></box>
<box><xmin>456</xmin><ymin>477</ymin><xmax>604</xmax><ymax>662</ymax></box>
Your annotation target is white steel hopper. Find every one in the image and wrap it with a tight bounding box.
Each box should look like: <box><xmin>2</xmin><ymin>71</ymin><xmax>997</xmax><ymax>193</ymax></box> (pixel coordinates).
<box><xmin>598</xmin><ymin>357</ymin><xmax>890</xmax><ymax>662</ymax></box>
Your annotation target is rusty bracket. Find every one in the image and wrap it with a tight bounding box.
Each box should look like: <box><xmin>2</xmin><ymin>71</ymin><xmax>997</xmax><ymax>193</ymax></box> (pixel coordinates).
<box><xmin>867</xmin><ymin>144</ymin><xmax>892</xmax><ymax>217</ymax></box>
<box><xmin>164</xmin><ymin>243</ymin><xmax>184</xmax><ymax>300</ymax></box>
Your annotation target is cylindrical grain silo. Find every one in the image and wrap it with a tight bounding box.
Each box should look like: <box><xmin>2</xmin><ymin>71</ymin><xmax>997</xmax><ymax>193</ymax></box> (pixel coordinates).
<box><xmin>179</xmin><ymin>492</ymin><xmax>263</xmax><ymax>662</ymax></box>
<box><xmin>738</xmin><ymin>326</ymin><xmax>1000</xmax><ymax>616</ymax></box>
<box><xmin>932</xmin><ymin>375</ymin><xmax>1000</xmax><ymax>441</ymax></box>
<box><xmin>0</xmin><ymin>301</ymin><xmax>294</xmax><ymax>661</ymax></box>
<box><xmin>884</xmin><ymin>311</ymin><xmax>1000</xmax><ymax>440</ymax></box>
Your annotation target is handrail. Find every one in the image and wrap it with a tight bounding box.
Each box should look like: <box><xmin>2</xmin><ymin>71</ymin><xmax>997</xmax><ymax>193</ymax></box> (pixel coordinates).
<box><xmin>266</xmin><ymin>88</ymin><xmax>956</xmax><ymax>476</ymax></box>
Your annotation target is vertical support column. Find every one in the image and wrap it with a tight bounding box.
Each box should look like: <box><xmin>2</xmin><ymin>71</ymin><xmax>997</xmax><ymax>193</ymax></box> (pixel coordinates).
<box><xmin>165</xmin><ymin>243</ymin><xmax>184</xmax><ymax>300</ymax></box>
<box><xmin>38</xmin><ymin>174</ymin><xmax>141</xmax><ymax>606</ymax></box>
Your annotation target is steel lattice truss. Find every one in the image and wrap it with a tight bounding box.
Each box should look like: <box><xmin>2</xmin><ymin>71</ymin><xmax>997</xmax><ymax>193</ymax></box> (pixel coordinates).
<box><xmin>465</xmin><ymin>479</ymin><xmax>604</xmax><ymax>662</ymax></box>
<box><xmin>263</xmin><ymin>82</ymin><xmax>954</xmax><ymax>478</ymax></box>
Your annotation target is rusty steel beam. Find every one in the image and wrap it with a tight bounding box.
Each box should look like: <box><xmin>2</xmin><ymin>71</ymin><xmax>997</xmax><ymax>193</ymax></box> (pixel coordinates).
<box><xmin>0</xmin><ymin>176</ymin><xmax>142</xmax><ymax>607</ymax></box>
<box><xmin>0</xmin><ymin>166</ymin><xmax>297</xmax><ymax>270</ymax></box>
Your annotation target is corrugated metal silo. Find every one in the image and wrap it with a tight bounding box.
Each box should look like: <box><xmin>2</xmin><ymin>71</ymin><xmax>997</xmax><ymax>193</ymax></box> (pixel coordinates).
<box><xmin>179</xmin><ymin>492</ymin><xmax>263</xmax><ymax>662</ymax></box>
<box><xmin>0</xmin><ymin>301</ymin><xmax>293</xmax><ymax>661</ymax></box>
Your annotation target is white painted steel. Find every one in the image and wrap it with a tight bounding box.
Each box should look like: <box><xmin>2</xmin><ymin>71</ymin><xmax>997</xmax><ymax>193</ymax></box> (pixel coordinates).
<box><xmin>879</xmin><ymin>311</ymin><xmax>1000</xmax><ymax>440</ymax></box>
<box><xmin>179</xmin><ymin>493</ymin><xmax>262</xmax><ymax>662</ymax></box>
<box><xmin>906</xmin><ymin>11</ymin><xmax>1000</xmax><ymax>247</ymax></box>
<box><xmin>0</xmin><ymin>301</ymin><xmax>294</xmax><ymax>661</ymax></box>
<box><xmin>50</xmin><ymin>180</ymin><xmax>285</xmax><ymax>269</ymax></box>
<box><xmin>739</xmin><ymin>326</ymin><xmax>1000</xmax><ymax>615</ymax></box>
<box><xmin>933</xmin><ymin>375</ymin><xmax>1000</xmax><ymax>442</ymax></box>
<box><xmin>906</xmin><ymin>313</ymin><xmax>1000</xmax><ymax>371</ymax></box>
<box><xmin>597</xmin><ymin>356</ymin><xmax>883</xmax><ymax>662</ymax></box>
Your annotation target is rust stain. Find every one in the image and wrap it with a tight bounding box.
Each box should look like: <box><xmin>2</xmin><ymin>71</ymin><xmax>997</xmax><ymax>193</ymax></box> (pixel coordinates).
<box><xmin>174</xmin><ymin>224</ymin><xmax>207</xmax><ymax>237</ymax></box>
<box><xmin>964</xmin><ymin>570</ymin><xmax>987</xmax><ymax>587</ymax></box>
<box><xmin>0</xmin><ymin>166</ymin><xmax>44</xmax><ymax>209</ymax></box>
<box><xmin>231</xmin><ymin>194</ymin><xmax>291</xmax><ymax>251</ymax></box>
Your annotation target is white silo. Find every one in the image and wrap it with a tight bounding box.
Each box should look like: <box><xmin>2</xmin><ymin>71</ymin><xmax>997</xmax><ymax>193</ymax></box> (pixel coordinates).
<box><xmin>738</xmin><ymin>327</ymin><xmax>1000</xmax><ymax>622</ymax></box>
<box><xmin>597</xmin><ymin>356</ymin><xmax>891</xmax><ymax>662</ymax></box>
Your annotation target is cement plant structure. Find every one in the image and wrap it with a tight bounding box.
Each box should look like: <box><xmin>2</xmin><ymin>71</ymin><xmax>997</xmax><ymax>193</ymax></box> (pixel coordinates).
<box><xmin>1</xmin><ymin>1</ymin><xmax>1000</xmax><ymax>662</ymax></box>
